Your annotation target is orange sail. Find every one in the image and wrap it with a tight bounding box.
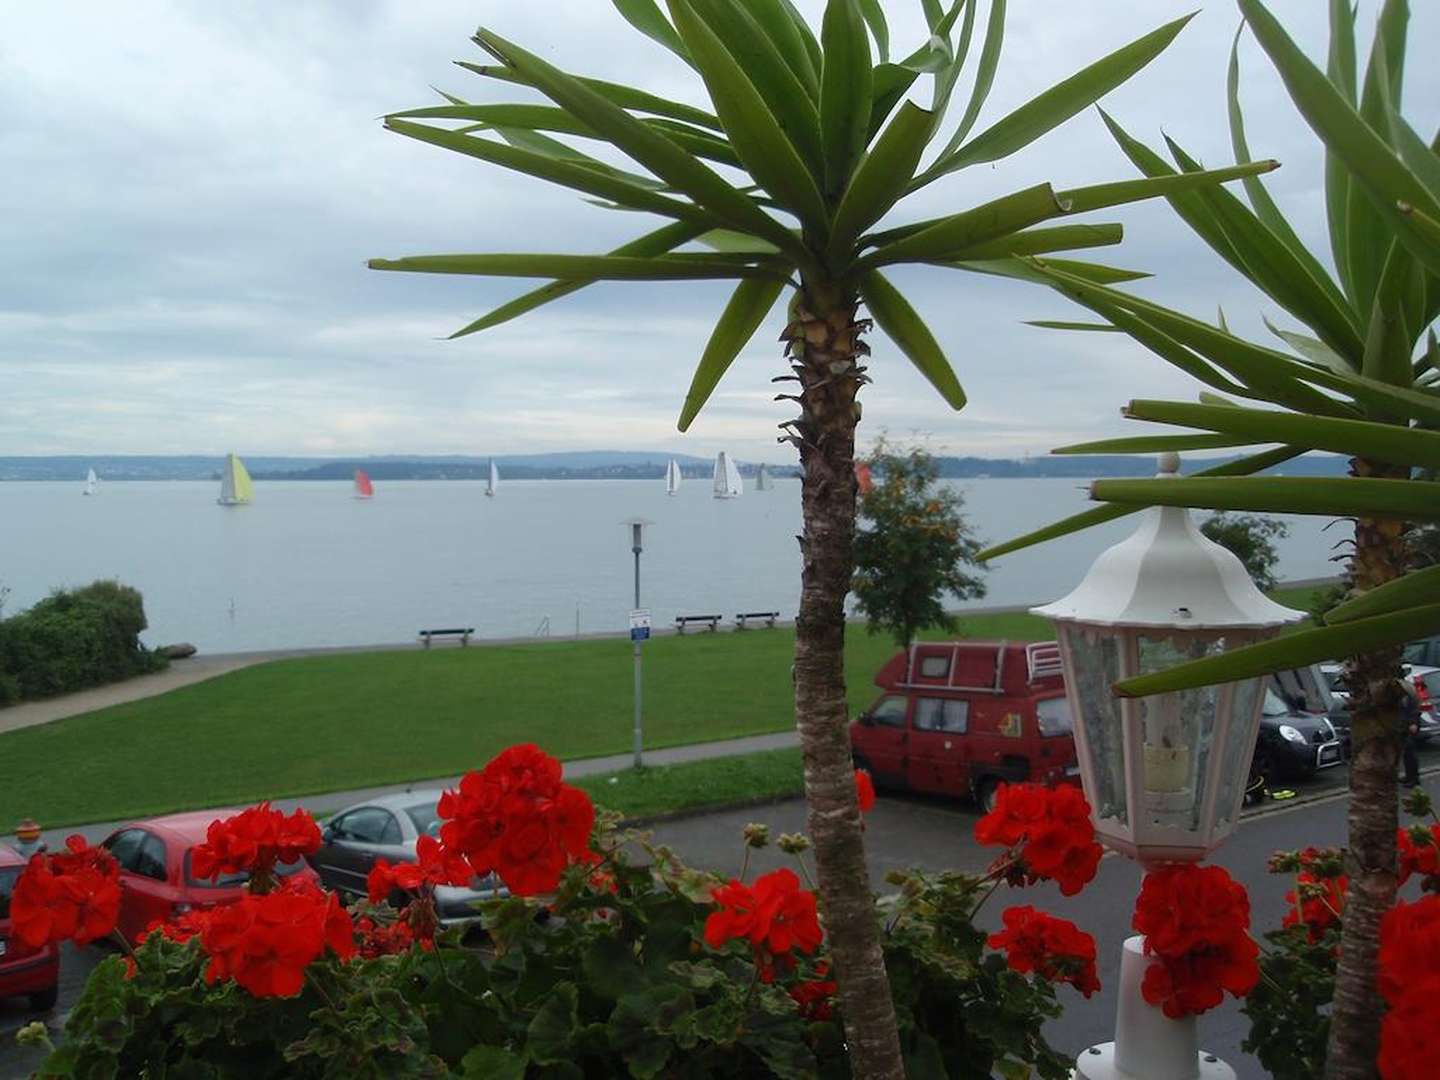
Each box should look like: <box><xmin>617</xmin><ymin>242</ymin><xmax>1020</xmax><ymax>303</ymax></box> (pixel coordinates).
<box><xmin>354</xmin><ymin>469</ymin><xmax>374</xmax><ymax>498</ymax></box>
<box><xmin>855</xmin><ymin>462</ymin><xmax>874</xmax><ymax>494</ymax></box>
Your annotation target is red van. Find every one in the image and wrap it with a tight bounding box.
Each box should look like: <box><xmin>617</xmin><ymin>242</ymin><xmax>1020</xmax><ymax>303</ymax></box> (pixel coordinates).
<box><xmin>850</xmin><ymin>640</ymin><xmax>1081</xmax><ymax>812</ymax></box>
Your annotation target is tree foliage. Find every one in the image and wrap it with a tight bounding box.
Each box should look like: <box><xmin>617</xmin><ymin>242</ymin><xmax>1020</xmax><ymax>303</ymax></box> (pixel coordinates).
<box><xmin>852</xmin><ymin>439</ymin><xmax>987</xmax><ymax>648</ymax></box>
<box><xmin>1199</xmin><ymin>511</ymin><xmax>1289</xmax><ymax>592</ymax></box>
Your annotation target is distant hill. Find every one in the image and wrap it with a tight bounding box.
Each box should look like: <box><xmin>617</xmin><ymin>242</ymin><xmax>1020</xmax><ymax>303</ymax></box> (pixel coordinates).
<box><xmin>0</xmin><ymin>451</ymin><xmax>1349</xmax><ymax>482</ymax></box>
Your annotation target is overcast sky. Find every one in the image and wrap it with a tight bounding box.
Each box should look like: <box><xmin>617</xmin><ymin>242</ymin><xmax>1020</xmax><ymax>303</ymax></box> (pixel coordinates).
<box><xmin>3</xmin><ymin>1</ymin><xmax>1435</xmax><ymax>462</ymax></box>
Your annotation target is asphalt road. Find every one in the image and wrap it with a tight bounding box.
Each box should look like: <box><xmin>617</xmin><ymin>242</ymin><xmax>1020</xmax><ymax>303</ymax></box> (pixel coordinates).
<box><xmin>3</xmin><ymin>761</ymin><xmax>1435</xmax><ymax>1078</ymax></box>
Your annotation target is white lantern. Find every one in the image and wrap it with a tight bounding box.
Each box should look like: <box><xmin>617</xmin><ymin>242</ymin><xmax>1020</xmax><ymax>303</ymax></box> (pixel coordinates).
<box><xmin>1032</xmin><ymin>454</ymin><xmax>1305</xmax><ymax>866</ymax></box>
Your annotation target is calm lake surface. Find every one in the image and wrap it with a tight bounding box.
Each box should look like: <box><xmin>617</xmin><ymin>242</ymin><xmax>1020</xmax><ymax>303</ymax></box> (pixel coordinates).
<box><xmin>0</xmin><ymin>478</ymin><xmax>1341</xmax><ymax>652</ymax></box>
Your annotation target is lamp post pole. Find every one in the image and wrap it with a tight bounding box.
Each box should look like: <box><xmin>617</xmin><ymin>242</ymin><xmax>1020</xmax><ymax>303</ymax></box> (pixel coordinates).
<box><xmin>631</xmin><ymin>521</ymin><xmax>644</xmax><ymax>770</ymax></box>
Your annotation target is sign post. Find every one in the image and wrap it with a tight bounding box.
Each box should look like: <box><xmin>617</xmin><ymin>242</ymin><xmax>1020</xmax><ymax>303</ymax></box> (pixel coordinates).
<box><xmin>627</xmin><ymin>518</ymin><xmax>651</xmax><ymax>768</ymax></box>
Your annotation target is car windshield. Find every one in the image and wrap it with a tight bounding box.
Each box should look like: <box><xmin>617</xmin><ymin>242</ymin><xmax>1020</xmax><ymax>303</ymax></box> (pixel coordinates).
<box><xmin>1263</xmin><ymin>689</ymin><xmax>1293</xmax><ymax>718</ymax></box>
<box><xmin>405</xmin><ymin>801</ymin><xmax>443</xmax><ymax>838</ymax></box>
<box><xmin>1322</xmin><ymin>669</ymin><xmax>1345</xmax><ymax>694</ymax></box>
<box><xmin>0</xmin><ymin>866</ymin><xmax>18</xmax><ymax>918</ymax></box>
<box><xmin>1036</xmin><ymin>696</ymin><xmax>1074</xmax><ymax>737</ymax></box>
<box><xmin>184</xmin><ymin>850</ymin><xmax>309</xmax><ymax>888</ymax></box>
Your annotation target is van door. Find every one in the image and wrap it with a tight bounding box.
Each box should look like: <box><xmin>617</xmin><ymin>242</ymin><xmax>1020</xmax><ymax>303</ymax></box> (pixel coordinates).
<box><xmin>853</xmin><ymin>695</ymin><xmax>910</xmax><ymax>788</ymax></box>
<box><xmin>907</xmin><ymin>697</ymin><xmax>972</xmax><ymax>795</ymax></box>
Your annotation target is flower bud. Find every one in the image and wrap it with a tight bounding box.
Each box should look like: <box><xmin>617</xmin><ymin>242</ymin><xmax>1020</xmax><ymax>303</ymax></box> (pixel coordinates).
<box><xmin>743</xmin><ymin>823</ymin><xmax>770</xmax><ymax>849</ymax></box>
<box><xmin>777</xmin><ymin>832</ymin><xmax>811</xmax><ymax>854</ymax></box>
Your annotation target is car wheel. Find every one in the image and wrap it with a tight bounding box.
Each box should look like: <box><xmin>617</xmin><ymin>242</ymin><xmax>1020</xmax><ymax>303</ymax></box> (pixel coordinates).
<box><xmin>853</xmin><ymin>754</ymin><xmax>879</xmax><ymax>789</ymax></box>
<box><xmin>1253</xmin><ymin>748</ymin><xmax>1279</xmax><ymax>787</ymax></box>
<box><xmin>28</xmin><ymin>985</ymin><xmax>59</xmax><ymax>1012</ymax></box>
<box><xmin>975</xmin><ymin>777</ymin><xmax>1000</xmax><ymax>815</ymax></box>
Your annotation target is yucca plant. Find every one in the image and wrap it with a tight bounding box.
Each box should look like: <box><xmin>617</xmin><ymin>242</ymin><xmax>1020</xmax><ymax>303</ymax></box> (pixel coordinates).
<box><xmin>367</xmin><ymin>2</ymin><xmax>1271</xmax><ymax>1072</ymax></box>
<box><xmin>983</xmin><ymin>1</ymin><xmax>1439</xmax><ymax>1073</ymax></box>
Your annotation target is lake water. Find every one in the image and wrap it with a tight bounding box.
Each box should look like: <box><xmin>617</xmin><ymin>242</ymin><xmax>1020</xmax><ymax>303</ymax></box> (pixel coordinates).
<box><xmin>0</xmin><ymin>478</ymin><xmax>1341</xmax><ymax>652</ymax></box>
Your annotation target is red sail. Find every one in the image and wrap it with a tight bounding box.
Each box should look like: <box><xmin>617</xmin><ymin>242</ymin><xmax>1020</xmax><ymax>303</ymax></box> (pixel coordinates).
<box><xmin>354</xmin><ymin>469</ymin><xmax>374</xmax><ymax>497</ymax></box>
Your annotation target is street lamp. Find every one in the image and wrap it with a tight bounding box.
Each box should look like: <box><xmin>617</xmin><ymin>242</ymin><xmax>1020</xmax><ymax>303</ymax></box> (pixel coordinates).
<box><xmin>624</xmin><ymin>518</ymin><xmax>653</xmax><ymax>769</ymax></box>
<box><xmin>1031</xmin><ymin>454</ymin><xmax>1304</xmax><ymax>1079</ymax></box>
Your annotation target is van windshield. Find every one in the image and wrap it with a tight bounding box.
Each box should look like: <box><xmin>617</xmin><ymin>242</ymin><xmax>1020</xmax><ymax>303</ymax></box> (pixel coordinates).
<box><xmin>1036</xmin><ymin>697</ymin><xmax>1073</xmax><ymax>737</ymax></box>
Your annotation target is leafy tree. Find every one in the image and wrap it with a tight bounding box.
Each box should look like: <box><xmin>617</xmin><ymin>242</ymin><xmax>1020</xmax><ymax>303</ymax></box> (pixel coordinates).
<box><xmin>367</xmin><ymin>3</ymin><xmax>1263</xmax><ymax>1071</ymax></box>
<box><xmin>852</xmin><ymin>439</ymin><xmax>987</xmax><ymax>648</ymax></box>
<box><xmin>984</xmin><ymin>1</ymin><xmax>1439</xmax><ymax>1072</ymax></box>
<box><xmin>1199</xmin><ymin>512</ymin><xmax>1288</xmax><ymax>592</ymax></box>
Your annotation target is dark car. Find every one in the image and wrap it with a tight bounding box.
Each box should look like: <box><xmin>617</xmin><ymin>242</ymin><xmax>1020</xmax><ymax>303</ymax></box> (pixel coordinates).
<box><xmin>0</xmin><ymin>842</ymin><xmax>60</xmax><ymax>1011</ymax></box>
<box><xmin>1253</xmin><ymin>688</ymin><xmax>1345</xmax><ymax>784</ymax></box>
<box><xmin>309</xmin><ymin>790</ymin><xmax>504</xmax><ymax>927</ymax></box>
<box><xmin>1270</xmin><ymin>664</ymin><xmax>1351</xmax><ymax>753</ymax></box>
<box><xmin>1403</xmin><ymin>636</ymin><xmax>1440</xmax><ymax>669</ymax></box>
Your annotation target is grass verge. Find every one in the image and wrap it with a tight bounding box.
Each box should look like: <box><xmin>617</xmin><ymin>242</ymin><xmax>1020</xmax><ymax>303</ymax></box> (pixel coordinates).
<box><xmin>572</xmin><ymin>748</ymin><xmax>804</xmax><ymax>820</ymax></box>
<box><xmin>0</xmin><ymin>586</ymin><xmax>1329</xmax><ymax>828</ymax></box>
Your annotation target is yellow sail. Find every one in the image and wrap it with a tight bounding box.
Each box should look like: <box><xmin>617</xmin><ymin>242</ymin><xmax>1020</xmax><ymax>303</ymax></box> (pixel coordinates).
<box><xmin>219</xmin><ymin>453</ymin><xmax>254</xmax><ymax>505</ymax></box>
<box><xmin>232</xmin><ymin>455</ymin><xmax>254</xmax><ymax>503</ymax></box>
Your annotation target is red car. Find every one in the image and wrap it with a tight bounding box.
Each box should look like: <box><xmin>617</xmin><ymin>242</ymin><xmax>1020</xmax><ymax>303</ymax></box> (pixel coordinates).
<box><xmin>100</xmin><ymin>811</ymin><xmax>319</xmax><ymax>944</ymax></box>
<box><xmin>0</xmin><ymin>842</ymin><xmax>60</xmax><ymax>1011</ymax></box>
<box><xmin>850</xmin><ymin>640</ymin><xmax>1081</xmax><ymax>812</ymax></box>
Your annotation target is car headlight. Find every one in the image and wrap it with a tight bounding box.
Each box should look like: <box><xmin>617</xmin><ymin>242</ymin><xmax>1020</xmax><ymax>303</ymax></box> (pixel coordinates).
<box><xmin>1279</xmin><ymin>724</ymin><xmax>1306</xmax><ymax>744</ymax></box>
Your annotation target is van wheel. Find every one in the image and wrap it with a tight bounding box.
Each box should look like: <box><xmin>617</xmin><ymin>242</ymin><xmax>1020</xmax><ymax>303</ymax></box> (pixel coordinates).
<box><xmin>28</xmin><ymin>986</ymin><xmax>58</xmax><ymax>1012</ymax></box>
<box><xmin>853</xmin><ymin>754</ymin><xmax>878</xmax><ymax>789</ymax></box>
<box><xmin>975</xmin><ymin>777</ymin><xmax>1000</xmax><ymax>815</ymax></box>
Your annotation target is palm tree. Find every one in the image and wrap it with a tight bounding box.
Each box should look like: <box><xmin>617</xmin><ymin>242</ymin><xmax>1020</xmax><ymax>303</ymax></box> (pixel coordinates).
<box><xmin>984</xmin><ymin>1</ymin><xmax>1439</xmax><ymax>1073</ymax></box>
<box><xmin>369</xmin><ymin>2</ymin><xmax>1269</xmax><ymax>1072</ymax></box>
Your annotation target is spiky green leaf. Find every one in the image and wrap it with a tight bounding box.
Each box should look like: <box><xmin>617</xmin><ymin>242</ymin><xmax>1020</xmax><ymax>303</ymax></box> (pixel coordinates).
<box><xmin>859</xmin><ymin>270</ymin><xmax>965</xmax><ymax>408</ymax></box>
<box><xmin>1091</xmin><ymin>475</ymin><xmax>1440</xmax><ymax>522</ymax></box>
<box><xmin>819</xmin><ymin>0</ymin><xmax>873</xmax><ymax>195</ymax></box>
<box><xmin>368</xmin><ymin>252</ymin><xmax>785</xmax><ymax>281</ymax></box>
<box><xmin>678</xmin><ymin>277</ymin><xmax>785</xmax><ymax>429</ymax></box>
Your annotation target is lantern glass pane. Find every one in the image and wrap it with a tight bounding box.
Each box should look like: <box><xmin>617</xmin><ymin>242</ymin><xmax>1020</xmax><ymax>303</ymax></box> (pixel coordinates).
<box><xmin>1214</xmin><ymin>675</ymin><xmax>1265</xmax><ymax>830</ymax></box>
<box><xmin>1135</xmin><ymin>635</ymin><xmax>1224</xmax><ymax>834</ymax></box>
<box><xmin>1061</xmin><ymin>626</ymin><xmax>1126</xmax><ymax>824</ymax></box>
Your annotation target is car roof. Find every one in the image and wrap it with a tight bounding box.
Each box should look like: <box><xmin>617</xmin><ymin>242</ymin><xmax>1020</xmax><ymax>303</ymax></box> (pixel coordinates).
<box><xmin>1407</xmin><ymin>665</ymin><xmax>1440</xmax><ymax>677</ymax></box>
<box><xmin>0</xmin><ymin>841</ymin><xmax>25</xmax><ymax>869</ymax></box>
<box><xmin>334</xmin><ymin>790</ymin><xmax>445</xmax><ymax>816</ymax></box>
<box><xmin>115</xmin><ymin>809</ymin><xmax>243</xmax><ymax>845</ymax></box>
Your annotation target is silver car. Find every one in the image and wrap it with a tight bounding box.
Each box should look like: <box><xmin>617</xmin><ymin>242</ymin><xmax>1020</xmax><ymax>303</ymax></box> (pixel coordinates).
<box><xmin>309</xmin><ymin>789</ymin><xmax>504</xmax><ymax>927</ymax></box>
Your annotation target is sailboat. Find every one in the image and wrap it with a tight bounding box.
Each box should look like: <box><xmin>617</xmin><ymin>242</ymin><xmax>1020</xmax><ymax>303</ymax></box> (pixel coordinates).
<box><xmin>712</xmin><ymin>452</ymin><xmax>743</xmax><ymax>499</ymax></box>
<box><xmin>83</xmin><ymin>468</ymin><xmax>99</xmax><ymax>497</ymax></box>
<box><xmin>353</xmin><ymin>469</ymin><xmax>374</xmax><ymax>499</ymax></box>
<box><xmin>485</xmin><ymin>459</ymin><xmax>499</xmax><ymax>498</ymax></box>
<box><xmin>665</xmin><ymin>458</ymin><xmax>682</xmax><ymax>496</ymax></box>
<box><xmin>217</xmin><ymin>453</ymin><xmax>254</xmax><ymax>506</ymax></box>
<box><xmin>754</xmin><ymin>464</ymin><xmax>773</xmax><ymax>492</ymax></box>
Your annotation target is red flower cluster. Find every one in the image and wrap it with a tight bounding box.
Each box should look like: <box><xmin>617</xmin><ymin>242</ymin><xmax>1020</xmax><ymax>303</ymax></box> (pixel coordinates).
<box><xmin>438</xmin><ymin>744</ymin><xmax>595</xmax><ymax>896</ymax></box>
<box><xmin>367</xmin><ymin>835</ymin><xmax>472</xmax><ymax>904</ymax></box>
<box><xmin>1397</xmin><ymin>824</ymin><xmax>1440</xmax><ymax>888</ymax></box>
<box><xmin>854</xmin><ymin>769</ymin><xmax>876</xmax><ymax>814</ymax></box>
<box><xmin>199</xmin><ymin>878</ymin><xmax>355</xmax><ymax>998</ymax></box>
<box><xmin>1132</xmin><ymin>864</ymin><xmax>1258</xmax><ymax>1019</ymax></box>
<box><xmin>353</xmin><ymin>915</ymin><xmax>423</xmax><ymax>959</ymax></box>
<box><xmin>974</xmin><ymin>783</ymin><xmax>1103</xmax><ymax>896</ymax></box>
<box><xmin>987</xmin><ymin>905</ymin><xmax>1100</xmax><ymax>997</ymax></box>
<box><xmin>190</xmin><ymin>803</ymin><xmax>322</xmax><ymax>885</ymax></box>
<box><xmin>1378</xmin><ymin>895</ymin><xmax>1440</xmax><ymax>1080</ymax></box>
<box><xmin>705</xmin><ymin>868</ymin><xmax>823</xmax><ymax>978</ymax></box>
<box><xmin>1282</xmin><ymin>871</ymin><xmax>1347</xmax><ymax>943</ymax></box>
<box><xmin>789</xmin><ymin>964</ymin><xmax>838</xmax><ymax>1021</ymax></box>
<box><xmin>10</xmin><ymin>836</ymin><xmax>122</xmax><ymax>948</ymax></box>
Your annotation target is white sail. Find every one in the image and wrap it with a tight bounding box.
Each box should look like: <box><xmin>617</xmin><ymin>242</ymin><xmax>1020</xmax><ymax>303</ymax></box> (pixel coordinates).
<box><xmin>217</xmin><ymin>453</ymin><xmax>253</xmax><ymax>506</ymax></box>
<box><xmin>665</xmin><ymin>458</ymin><xmax>682</xmax><ymax>495</ymax></box>
<box><xmin>755</xmin><ymin>465</ymin><xmax>773</xmax><ymax>492</ymax></box>
<box><xmin>713</xmin><ymin>451</ymin><xmax>742</xmax><ymax>499</ymax></box>
<box><xmin>486</xmin><ymin>459</ymin><xmax>499</xmax><ymax>497</ymax></box>
<box><xmin>83</xmin><ymin>468</ymin><xmax>98</xmax><ymax>496</ymax></box>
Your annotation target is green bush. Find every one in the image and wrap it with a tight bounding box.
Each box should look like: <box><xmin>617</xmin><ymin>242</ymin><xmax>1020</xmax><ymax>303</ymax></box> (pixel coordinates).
<box><xmin>0</xmin><ymin>580</ymin><xmax>166</xmax><ymax>704</ymax></box>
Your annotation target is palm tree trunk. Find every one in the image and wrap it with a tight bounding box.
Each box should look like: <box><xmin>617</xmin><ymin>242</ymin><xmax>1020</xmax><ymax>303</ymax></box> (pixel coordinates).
<box><xmin>788</xmin><ymin>280</ymin><xmax>905</xmax><ymax>1079</ymax></box>
<box><xmin>1324</xmin><ymin>455</ymin><xmax>1409</xmax><ymax>1080</ymax></box>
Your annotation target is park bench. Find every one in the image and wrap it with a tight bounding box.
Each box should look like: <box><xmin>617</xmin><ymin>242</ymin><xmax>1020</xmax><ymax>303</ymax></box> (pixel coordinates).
<box><xmin>418</xmin><ymin>627</ymin><xmax>474</xmax><ymax>648</ymax></box>
<box><xmin>735</xmin><ymin>611</ymin><xmax>780</xmax><ymax>630</ymax></box>
<box><xmin>675</xmin><ymin>614</ymin><xmax>722</xmax><ymax>633</ymax></box>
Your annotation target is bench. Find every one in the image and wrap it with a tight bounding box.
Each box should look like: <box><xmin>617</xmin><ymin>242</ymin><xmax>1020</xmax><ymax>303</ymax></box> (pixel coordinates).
<box><xmin>675</xmin><ymin>614</ymin><xmax>722</xmax><ymax>633</ymax></box>
<box><xmin>418</xmin><ymin>627</ymin><xmax>474</xmax><ymax>648</ymax></box>
<box><xmin>735</xmin><ymin>611</ymin><xmax>780</xmax><ymax>630</ymax></box>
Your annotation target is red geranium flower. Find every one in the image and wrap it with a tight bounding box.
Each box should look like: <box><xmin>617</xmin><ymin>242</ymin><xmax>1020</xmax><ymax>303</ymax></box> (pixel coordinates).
<box><xmin>1282</xmin><ymin>871</ymin><xmax>1347</xmax><ymax>943</ymax></box>
<box><xmin>988</xmin><ymin>905</ymin><xmax>1101</xmax><ymax>997</ymax></box>
<box><xmin>1379</xmin><ymin>996</ymin><xmax>1440</xmax><ymax>1080</ymax></box>
<box><xmin>1377</xmin><ymin>896</ymin><xmax>1440</xmax><ymax>1078</ymax></box>
<box><xmin>10</xmin><ymin>836</ymin><xmax>121</xmax><ymax>948</ymax></box>
<box><xmin>705</xmin><ymin>868</ymin><xmax>823</xmax><ymax>969</ymax></box>
<box><xmin>974</xmin><ymin>783</ymin><xmax>1103</xmax><ymax>896</ymax></box>
<box><xmin>790</xmin><ymin>976</ymin><xmax>838</xmax><ymax>1021</ymax></box>
<box><xmin>854</xmin><ymin>769</ymin><xmax>876</xmax><ymax>814</ymax></box>
<box><xmin>436</xmin><ymin>744</ymin><xmax>595</xmax><ymax>897</ymax></box>
<box><xmin>367</xmin><ymin>835</ymin><xmax>472</xmax><ymax>904</ymax></box>
<box><xmin>1397</xmin><ymin>824</ymin><xmax>1440</xmax><ymax>888</ymax></box>
<box><xmin>199</xmin><ymin>877</ymin><xmax>354</xmax><ymax>998</ymax></box>
<box><xmin>1132</xmin><ymin>864</ymin><xmax>1258</xmax><ymax>1019</ymax></box>
<box><xmin>190</xmin><ymin>803</ymin><xmax>322</xmax><ymax>886</ymax></box>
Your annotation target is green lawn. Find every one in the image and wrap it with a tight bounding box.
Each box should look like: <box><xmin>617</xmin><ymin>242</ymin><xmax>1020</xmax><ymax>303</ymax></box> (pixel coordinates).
<box><xmin>0</xmin><ymin>587</ymin><xmax>1328</xmax><ymax>828</ymax></box>
<box><xmin>573</xmin><ymin>748</ymin><xmax>804</xmax><ymax>821</ymax></box>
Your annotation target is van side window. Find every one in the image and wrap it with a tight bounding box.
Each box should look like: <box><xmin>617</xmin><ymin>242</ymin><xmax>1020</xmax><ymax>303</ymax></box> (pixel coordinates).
<box><xmin>919</xmin><ymin>655</ymin><xmax>951</xmax><ymax>679</ymax></box>
<box><xmin>915</xmin><ymin>698</ymin><xmax>969</xmax><ymax>733</ymax></box>
<box><xmin>869</xmin><ymin>696</ymin><xmax>908</xmax><ymax>728</ymax></box>
<box><xmin>1036</xmin><ymin>697</ymin><xmax>1074</xmax><ymax>736</ymax></box>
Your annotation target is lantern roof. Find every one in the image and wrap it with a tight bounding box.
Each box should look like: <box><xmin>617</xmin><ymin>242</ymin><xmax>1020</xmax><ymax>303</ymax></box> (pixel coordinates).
<box><xmin>1031</xmin><ymin>454</ymin><xmax>1306</xmax><ymax>631</ymax></box>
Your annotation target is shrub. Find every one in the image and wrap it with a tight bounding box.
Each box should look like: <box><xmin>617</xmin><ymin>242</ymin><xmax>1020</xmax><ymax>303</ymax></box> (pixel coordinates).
<box><xmin>0</xmin><ymin>580</ymin><xmax>166</xmax><ymax>703</ymax></box>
